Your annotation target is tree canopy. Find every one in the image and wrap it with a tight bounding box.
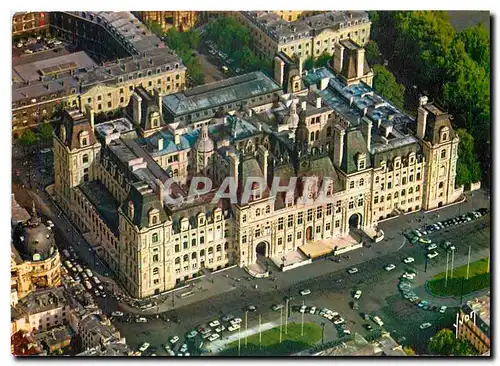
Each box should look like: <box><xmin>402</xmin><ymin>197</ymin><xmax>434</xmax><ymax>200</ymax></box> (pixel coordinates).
<box><xmin>455</xmin><ymin>129</ymin><xmax>482</xmax><ymax>188</ymax></box>
<box><xmin>370</xmin><ymin>11</ymin><xmax>490</xmax><ymax>186</ymax></box>
<box><xmin>38</xmin><ymin>123</ymin><xmax>54</xmax><ymax>145</ymax></box>
<box><xmin>372</xmin><ymin>65</ymin><xmax>405</xmax><ymax>110</ymax></box>
<box><xmin>365</xmin><ymin>40</ymin><xmax>384</xmax><ymax>66</ymax></box>
<box><xmin>315</xmin><ymin>52</ymin><xmax>331</xmax><ymax>68</ymax></box>
<box><xmin>429</xmin><ymin>328</ymin><xmax>477</xmax><ymax>356</ymax></box>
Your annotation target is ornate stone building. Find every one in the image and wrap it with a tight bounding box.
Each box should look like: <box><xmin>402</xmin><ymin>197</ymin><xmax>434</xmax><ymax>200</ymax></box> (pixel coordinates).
<box><xmin>52</xmin><ymin>46</ymin><xmax>462</xmax><ymax>298</ymax></box>
<box><xmin>133</xmin><ymin>11</ymin><xmax>198</xmax><ymax>32</ymax></box>
<box><xmin>234</xmin><ymin>11</ymin><xmax>371</xmax><ymax>61</ymax></box>
<box><xmin>12</xmin><ymin>11</ymin><xmax>185</xmax><ymax>137</ymax></box>
<box><xmin>11</xmin><ymin>202</ymin><xmax>61</xmax><ymax>304</ymax></box>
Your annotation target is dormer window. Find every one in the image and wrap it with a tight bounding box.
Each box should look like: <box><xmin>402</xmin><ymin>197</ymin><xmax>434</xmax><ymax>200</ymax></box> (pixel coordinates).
<box><xmin>357</xmin><ymin>152</ymin><xmax>366</xmax><ymax>171</ymax></box>
<box><xmin>440</xmin><ymin>126</ymin><xmax>450</xmax><ymax>143</ymax></box>
<box><xmin>79</xmin><ymin>131</ymin><xmax>89</xmax><ymax>147</ymax></box>
<box><xmin>127</xmin><ymin>201</ymin><xmax>134</xmax><ymax>219</ymax></box>
<box><xmin>148</xmin><ymin>208</ymin><xmax>160</xmax><ymax>226</ymax></box>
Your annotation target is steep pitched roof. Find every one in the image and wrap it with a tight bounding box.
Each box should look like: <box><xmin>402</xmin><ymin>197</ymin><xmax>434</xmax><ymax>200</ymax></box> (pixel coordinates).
<box><xmin>341</xmin><ymin>129</ymin><xmax>371</xmax><ymax>174</ymax></box>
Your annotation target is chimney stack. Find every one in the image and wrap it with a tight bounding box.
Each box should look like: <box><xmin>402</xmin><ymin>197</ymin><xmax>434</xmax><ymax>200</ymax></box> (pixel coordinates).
<box><xmin>301</xmin><ymin>101</ymin><xmax>307</xmax><ymax>111</ymax></box>
<box><xmin>155</xmin><ymin>178</ymin><xmax>164</xmax><ymax>205</ymax></box>
<box><xmin>333</xmin><ymin>43</ymin><xmax>345</xmax><ymax>74</ymax></box>
<box><xmin>174</xmin><ymin>133</ymin><xmax>180</xmax><ymax>145</ymax></box>
<box><xmin>85</xmin><ymin>104</ymin><xmax>95</xmax><ymax>132</ymax></box>
<box><xmin>417</xmin><ymin>106</ymin><xmax>428</xmax><ymax>139</ymax></box>
<box><xmin>274</xmin><ymin>56</ymin><xmax>285</xmax><ymax>88</ymax></box>
<box><xmin>158</xmin><ymin>138</ymin><xmax>164</xmax><ymax>151</ymax></box>
<box><xmin>316</xmin><ymin>96</ymin><xmax>322</xmax><ymax>109</ymax></box>
<box><xmin>319</xmin><ymin>77</ymin><xmax>329</xmax><ymax>91</ymax></box>
<box><xmin>356</xmin><ymin>48</ymin><xmax>365</xmax><ymax>78</ymax></box>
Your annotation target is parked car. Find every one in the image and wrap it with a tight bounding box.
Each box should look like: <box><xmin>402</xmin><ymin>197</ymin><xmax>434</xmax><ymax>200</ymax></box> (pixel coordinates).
<box><xmin>111</xmin><ymin>311</ymin><xmax>124</xmax><ymax>317</ymax></box>
<box><xmin>427</xmin><ymin>251</ymin><xmax>439</xmax><ymax>259</ymax></box>
<box><xmin>208</xmin><ymin>333</ymin><xmax>220</xmax><ymax>342</ymax></box>
<box><xmin>364</xmin><ymin>323</ymin><xmax>374</xmax><ymax>332</ymax></box>
<box><xmin>186</xmin><ymin>330</ymin><xmax>198</xmax><ymax>339</ymax></box>
<box><xmin>420</xmin><ymin>322</ymin><xmax>432</xmax><ymax>330</ymax></box>
<box><xmin>139</xmin><ymin>343</ymin><xmax>150</xmax><ymax>352</ymax></box>
<box><xmin>215</xmin><ymin>325</ymin><xmax>225</xmax><ymax>333</ymax></box>
<box><xmin>272</xmin><ymin>304</ymin><xmax>284</xmax><ymax>311</ymax></box>
<box><xmin>246</xmin><ymin>305</ymin><xmax>257</xmax><ymax>312</ymax></box>
<box><xmin>135</xmin><ymin>317</ymin><xmax>147</xmax><ymax>323</ymax></box>
<box><xmin>419</xmin><ymin>238</ymin><xmax>432</xmax><ymax>244</ymax></box>
<box><xmin>309</xmin><ymin>306</ymin><xmax>317</xmax><ymax>314</ymax></box>
<box><xmin>299</xmin><ymin>305</ymin><xmax>307</xmax><ymax>313</ymax></box>
<box><xmin>300</xmin><ymin>289</ymin><xmax>311</xmax><ymax>296</ymax></box>
<box><xmin>385</xmin><ymin>264</ymin><xmax>396</xmax><ymax>271</ymax></box>
<box><xmin>403</xmin><ymin>257</ymin><xmax>415</xmax><ymax>264</ymax></box>
<box><xmin>169</xmin><ymin>336</ymin><xmax>179</xmax><ymax>344</ymax></box>
<box><xmin>373</xmin><ymin>316</ymin><xmax>384</xmax><ymax>326</ymax></box>
<box><xmin>352</xmin><ymin>302</ymin><xmax>359</xmax><ymax>310</ymax></box>
<box><xmin>333</xmin><ymin>317</ymin><xmax>345</xmax><ymax>325</ymax></box>
<box><xmin>427</xmin><ymin>243</ymin><xmax>438</xmax><ymax>251</ymax></box>
<box><xmin>439</xmin><ymin>306</ymin><xmax>447</xmax><ymax>313</ymax></box>
<box><xmin>354</xmin><ymin>290</ymin><xmax>362</xmax><ymax>299</ymax></box>
<box><xmin>348</xmin><ymin>267</ymin><xmax>359</xmax><ymax>274</ymax></box>
<box><xmin>209</xmin><ymin>320</ymin><xmax>220</xmax><ymax>327</ymax></box>
<box><xmin>228</xmin><ymin>324</ymin><xmax>240</xmax><ymax>332</ymax></box>
<box><xmin>230</xmin><ymin>318</ymin><xmax>242</xmax><ymax>325</ymax></box>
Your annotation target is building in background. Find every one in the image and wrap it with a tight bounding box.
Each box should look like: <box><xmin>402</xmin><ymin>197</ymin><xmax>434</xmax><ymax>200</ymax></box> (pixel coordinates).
<box><xmin>11</xmin><ymin>201</ymin><xmax>62</xmax><ymax>303</ymax></box>
<box><xmin>12</xmin><ymin>11</ymin><xmax>186</xmax><ymax>138</ymax></box>
<box><xmin>234</xmin><ymin>11</ymin><xmax>371</xmax><ymax>61</ymax></box>
<box><xmin>133</xmin><ymin>11</ymin><xmax>198</xmax><ymax>32</ymax></box>
<box><xmin>457</xmin><ymin>294</ymin><xmax>490</xmax><ymax>355</ymax></box>
<box><xmin>12</xmin><ymin>12</ymin><xmax>49</xmax><ymax>37</ymax></box>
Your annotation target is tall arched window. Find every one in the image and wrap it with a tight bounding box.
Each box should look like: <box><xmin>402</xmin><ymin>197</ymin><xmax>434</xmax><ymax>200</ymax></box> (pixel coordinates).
<box><xmin>175</xmin><ymin>257</ymin><xmax>180</xmax><ymax>264</ymax></box>
<box><xmin>183</xmin><ymin>254</ymin><xmax>189</xmax><ymax>262</ymax></box>
<box><xmin>192</xmin><ymin>252</ymin><xmax>197</xmax><ymax>259</ymax></box>
<box><xmin>152</xmin><ymin>233</ymin><xmax>159</xmax><ymax>243</ymax></box>
<box><xmin>216</xmin><ymin>244</ymin><xmax>222</xmax><ymax>252</ymax></box>
<box><xmin>200</xmin><ymin>249</ymin><xmax>205</xmax><ymax>257</ymax></box>
<box><xmin>153</xmin><ymin>267</ymin><xmax>159</xmax><ymax>275</ymax></box>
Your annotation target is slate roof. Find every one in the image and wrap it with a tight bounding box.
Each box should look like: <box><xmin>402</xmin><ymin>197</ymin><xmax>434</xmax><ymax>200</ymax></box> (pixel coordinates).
<box><xmin>123</xmin><ymin>181</ymin><xmax>167</xmax><ymax>229</ymax></box>
<box><xmin>56</xmin><ymin>109</ymin><xmax>96</xmax><ymax>150</ymax></box>
<box><xmin>298</xmin><ymin>156</ymin><xmax>343</xmax><ymax>193</ymax></box>
<box><xmin>341</xmin><ymin>129</ymin><xmax>371</xmax><ymax>174</ymax></box>
<box><xmin>162</xmin><ymin>71</ymin><xmax>281</xmax><ymax>118</ymax></box>
<box><xmin>79</xmin><ymin>181</ymin><xmax>120</xmax><ymax>235</ymax></box>
<box><xmin>422</xmin><ymin>104</ymin><xmax>456</xmax><ymax>144</ymax></box>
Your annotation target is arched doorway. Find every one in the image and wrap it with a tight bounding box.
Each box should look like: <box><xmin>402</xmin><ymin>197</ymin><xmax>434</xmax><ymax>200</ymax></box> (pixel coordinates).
<box><xmin>349</xmin><ymin>213</ymin><xmax>362</xmax><ymax>230</ymax></box>
<box><xmin>306</xmin><ymin>226</ymin><xmax>313</xmax><ymax>241</ymax></box>
<box><xmin>255</xmin><ymin>242</ymin><xmax>267</xmax><ymax>257</ymax></box>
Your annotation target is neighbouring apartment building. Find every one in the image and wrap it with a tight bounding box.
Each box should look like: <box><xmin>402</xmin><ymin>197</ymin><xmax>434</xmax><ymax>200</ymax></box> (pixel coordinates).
<box><xmin>457</xmin><ymin>294</ymin><xmax>490</xmax><ymax>355</ymax></box>
<box><xmin>234</xmin><ymin>11</ymin><xmax>371</xmax><ymax>61</ymax></box>
<box><xmin>52</xmin><ymin>44</ymin><xmax>463</xmax><ymax>298</ymax></box>
<box><xmin>12</xmin><ymin>12</ymin><xmax>49</xmax><ymax>37</ymax></box>
<box><xmin>132</xmin><ymin>11</ymin><xmax>198</xmax><ymax>32</ymax></box>
<box><xmin>12</xmin><ymin>11</ymin><xmax>186</xmax><ymax>137</ymax></box>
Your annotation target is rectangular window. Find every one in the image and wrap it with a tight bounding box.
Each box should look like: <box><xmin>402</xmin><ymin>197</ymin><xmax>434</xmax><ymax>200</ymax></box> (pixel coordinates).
<box><xmin>255</xmin><ymin>229</ymin><xmax>261</xmax><ymax>237</ymax></box>
<box><xmin>335</xmin><ymin>201</ymin><xmax>341</xmax><ymax>213</ymax></box>
<box><xmin>326</xmin><ymin>223</ymin><xmax>331</xmax><ymax>231</ymax></box>
<box><xmin>297</xmin><ymin>213</ymin><xmax>303</xmax><ymax>225</ymax></box>
<box><xmin>348</xmin><ymin>201</ymin><xmax>354</xmax><ymax>209</ymax></box>
<box><xmin>307</xmin><ymin>209</ymin><xmax>313</xmax><ymax>221</ymax></box>
<box><xmin>326</xmin><ymin>204</ymin><xmax>332</xmax><ymax>216</ymax></box>
<box><xmin>242</xmin><ymin>235</ymin><xmax>247</xmax><ymax>244</ymax></box>
<box><xmin>316</xmin><ymin>207</ymin><xmax>322</xmax><ymax>219</ymax></box>
<box><xmin>278</xmin><ymin>217</ymin><xmax>284</xmax><ymax>230</ymax></box>
<box><xmin>287</xmin><ymin>215</ymin><xmax>294</xmax><ymax>227</ymax></box>
<box><xmin>297</xmin><ymin>231</ymin><xmax>302</xmax><ymax>239</ymax></box>
<box><xmin>335</xmin><ymin>220</ymin><xmax>340</xmax><ymax>228</ymax></box>
<box><xmin>287</xmin><ymin>234</ymin><xmax>292</xmax><ymax>242</ymax></box>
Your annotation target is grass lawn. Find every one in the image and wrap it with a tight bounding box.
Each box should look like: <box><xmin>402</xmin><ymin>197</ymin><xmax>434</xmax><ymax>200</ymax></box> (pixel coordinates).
<box><xmin>219</xmin><ymin>322</ymin><xmax>322</xmax><ymax>356</ymax></box>
<box><xmin>428</xmin><ymin>258</ymin><xmax>490</xmax><ymax>296</ymax></box>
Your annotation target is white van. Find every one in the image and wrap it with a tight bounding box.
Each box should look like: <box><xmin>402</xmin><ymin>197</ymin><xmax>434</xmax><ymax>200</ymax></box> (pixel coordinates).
<box><xmin>373</xmin><ymin>316</ymin><xmax>384</xmax><ymax>326</ymax></box>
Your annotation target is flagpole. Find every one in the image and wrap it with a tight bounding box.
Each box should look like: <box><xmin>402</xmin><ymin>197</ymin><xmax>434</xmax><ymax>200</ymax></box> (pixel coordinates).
<box><xmin>245</xmin><ymin>311</ymin><xmax>248</xmax><ymax>348</ymax></box>
<box><xmin>445</xmin><ymin>251</ymin><xmax>449</xmax><ymax>288</ymax></box>
<box><xmin>238</xmin><ymin>323</ymin><xmax>241</xmax><ymax>356</ymax></box>
<box><xmin>450</xmin><ymin>249</ymin><xmax>455</xmax><ymax>279</ymax></box>
<box><xmin>259</xmin><ymin>314</ymin><xmax>262</xmax><ymax>350</ymax></box>
<box><xmin>285</xmin><ymin>299</ymin><xmax>289</xmax><ymax>334</ymax></box>
<box><xmin>301</xmin><ymin>300</ymin><xmax>304</xmax><ymax>337</ymax></box>
<box><xmin>280</xmin><ymin>307</ymin><xmax>283</xmax><ymax>343</ymax></box>
<box><xmin>465</xmin><ymin>245</ymin><xmax>471</xmax><ymax>279</ymax></box>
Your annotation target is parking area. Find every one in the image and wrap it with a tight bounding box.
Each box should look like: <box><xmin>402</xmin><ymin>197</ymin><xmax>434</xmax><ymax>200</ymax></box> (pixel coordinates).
<box><xmin>201</xmin><ymin>39</ymin><xmax>245</xmax><ymax>77</ymax></box>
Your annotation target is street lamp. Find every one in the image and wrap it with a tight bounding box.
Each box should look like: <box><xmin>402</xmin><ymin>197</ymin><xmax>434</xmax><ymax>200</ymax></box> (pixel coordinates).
<box><xmin>321</xmin><ymin>322</ymin><xmax>325</xmax><ymax>345</ymax></box>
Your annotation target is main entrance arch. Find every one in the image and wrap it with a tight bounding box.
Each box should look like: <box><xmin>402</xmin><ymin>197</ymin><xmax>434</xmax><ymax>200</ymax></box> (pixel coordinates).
<box><xmin>255</xmin><ymin>242</ymin><xmax>268</xmax><ymax>257</ymax></box>
<box><xmin>348</xmin><ymin>213</ymin><xmax>362</xmax><ymax>230</ymax></box>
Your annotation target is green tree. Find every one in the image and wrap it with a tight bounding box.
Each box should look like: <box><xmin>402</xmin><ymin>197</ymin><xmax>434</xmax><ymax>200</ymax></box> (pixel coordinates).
<box><xmin>403</xmin><ymin>346</ymin><xmax>417</xmax><ymax>356</ymax></box>
<box><xmin>314</xmin><ymin>52</ymin><xmax>331</xmax><ymax>68</ymax></box>
<box><xmin>429</xmin><ymin>329</ymin><xmax>456</xmax><ymax>355</ymax></box>
<box><xmin>19</xmin><ymin>128</ymin><xmax>38</xmax><ymax>154</ymax></box>
<box><xmin>452</xmin><ymin>340</ymin><xmax>477</xmax><ymax>356</ymax></box>
<box><xmin>372</xmin><ymin>65</ymin><xmax>405</xmax><ymax>109</ymax></box>
<box><xmin>38</xmin><ymin>122</ymin><xmax>54</xmax><ymax>146</ymax></box>
<box><xmin>455</xmin><ymin>129</ymin><xmax>482</xmax><ymax>188</ymax></box>
<box><xmin>365</xmin><ymin>40</ymin><xmax>384</xmax><ymax>66</ymax></box>
<box><xmin>303</xmin><ymin>56</ymin><xmax>314</xmax><ymax>71</ymax></box>
<box><xmin>455</xmin><ymin>23</ymin><xmax>490</xmax><ymax>73</ymax></box>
